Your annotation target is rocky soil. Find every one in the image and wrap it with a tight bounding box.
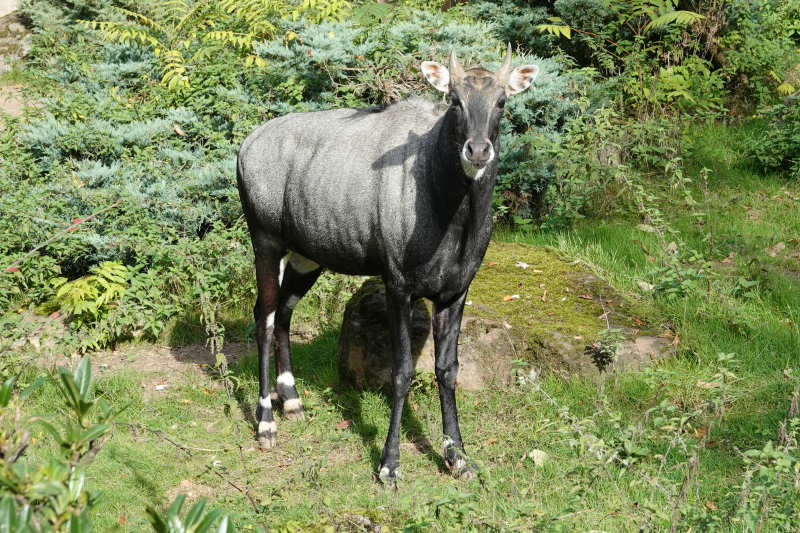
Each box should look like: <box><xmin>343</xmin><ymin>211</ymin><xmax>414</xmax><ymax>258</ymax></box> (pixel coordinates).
<box><xmin>0</xmin><ymin>3</ymin><xmax>30</xmax><ymax>119</ymax></box>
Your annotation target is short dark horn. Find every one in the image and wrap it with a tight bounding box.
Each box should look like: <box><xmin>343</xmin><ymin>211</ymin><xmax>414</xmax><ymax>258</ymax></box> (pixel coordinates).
<box><xmin>496</xmin><ymin>43</ymin><xmax>512</xmax><ymax>80</ymax></box>
<box><xmin>449</xmin><ymin>49</ymin><xmax>465</xmax><ymax>81</ymax></box>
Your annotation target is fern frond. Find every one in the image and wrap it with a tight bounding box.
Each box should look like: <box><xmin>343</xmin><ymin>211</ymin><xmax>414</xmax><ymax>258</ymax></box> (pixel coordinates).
<box><xmin>536</xmin><ymin>24</ymin><xmax>572</xmax><ymax>39</ymax></box>
<box><xmin>114</xmin><ymin>7</ymin><xmax>166</xmax><ymax>33</ymax></box>
<box><xmin>645</xmin><ymin>10</ymin><xmax>705</xmax><ymax>32</ymax></box>
<box><xmin>79</xmin><ymin>20</ymin><xmax>163</xmax><ymax>52</ymax></box>
<box><xmin>292</xmin><ymin>0</ymin><xmax>352</xmax><ymax>23</ymax></box>
<box><xmin>353</xmin><ymin>1</ymin><xmax>393</xmax><ymax>25</ymax></box>
<box><xmin>156</xmin><ymin>0</ymin><xmax>193</xmax><ymax>25</ymax></box>
<box><xmin>203</xmin><ymin>30</ymin><xmax>257</xmax><ymax>51</ymax></box>
<box><xmin>160</xmin><ymin>48</ymin><xmax>190</xmax><ymax>89</ymax></box>
<box><xmin>219</xmin><ymin>0</ymin><xmax>283</xmax><ymax>36</ymax></box>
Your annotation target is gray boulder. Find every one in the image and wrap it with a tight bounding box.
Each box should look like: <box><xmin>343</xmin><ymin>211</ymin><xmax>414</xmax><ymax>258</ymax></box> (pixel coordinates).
<box><xmin>337</xmin><ymin>278</ymin><xmax>519</xmax><ymax>391</ymax></box>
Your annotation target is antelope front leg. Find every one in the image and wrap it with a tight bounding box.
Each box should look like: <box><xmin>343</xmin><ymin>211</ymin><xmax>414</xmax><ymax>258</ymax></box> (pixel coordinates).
<box><xmin>433</xmin><ymin>291</ymin><xmax>476</xmax><ymax>479</ymax></box>
<box><xmin>378</xmin><ymin>290</ymin><xmax>413</xmax><ymax>487</ymax></box>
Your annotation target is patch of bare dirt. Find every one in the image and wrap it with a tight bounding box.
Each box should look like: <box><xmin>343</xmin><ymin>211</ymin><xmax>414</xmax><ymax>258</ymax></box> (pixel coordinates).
<box><xmin>0</xmin><ymin>1</ymin><xmax>19</xmax><ymax>19</ymax></box>
<box><xmin>93</xmin><ymin>342</ymin><xmax>253</xmax><ymax>374</ymax></box>
<box><xmin>166</xmin><ymin>479</ymin><xmax>215</xmax><ymax>503</ymax></box>
<box><xmin>0</xmin><ymin>82</ymin><xmax>22</xmax><ymax>116</ymax></box>
<box><xmin>9</xmin><ymin>315</ymin><xmax>257</xmax><ymax>400</ymax></box>
<box><xmin>91</xmin><ymin>342</ymin><xmax>255</xmax><ymax>399</ymax></box>
<box><xmin>0</xmin><ymin>9</ymin><xmax>33</xmax><ymax>121</ymax></box>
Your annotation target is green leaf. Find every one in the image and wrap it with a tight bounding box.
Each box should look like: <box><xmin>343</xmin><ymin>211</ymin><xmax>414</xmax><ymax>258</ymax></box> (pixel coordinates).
<box><xmin>74</xmin><ymin>356</ymin><xmax>92</xmax><ymax>399</ymax></box>
<box><xmin>78</xmin><ymin>424</ymin><xmax>109</xmax><ymax>445</ymax></box>
<box><xmin>0</xmin><ymin>495</ymin><xmax>21</xmax><ymax>531</ymax></box>
<box><xmin>35</xmin><ymin>419</ymin><xmax>68</xmax><ymax>447</ymax></box>
<box><xmin>19</xmin><ymin>377</ymin><xmax>46</xmax><ymax>401</ymax></box>
<box><xmin>29</xmin><ymin>480</ymin><xmax>66</xmax><ymax>499</ymax></box>
<box><xmin>0</xmin><ymin>376</ymin><xmax>15</xmax><ymax>407</ymax></box>
<box><xmin>353</xmin><ymin>2</ymin><xmax>394</xmax><ymax>26</ymax></box>
<box><xmin>168</xmin><ymin>513</ymin><xmax>186</xmax><ymax>533</ymax></box>
<box><xmin>58</xmin><ymin>369</ymin><xmax>83</xmax><ymax>413</ymax></box>
<box><xmin>216</xmin><ymin>515</ymin><xmax>231</xmax><ymax>533</ymax></box>
<box><xmin>69</xmin><ymin>511</ymin><xmax>91</xmax><ymax>533</ymax></box>
<box><xmin>183</xmin><ymin>499</ymin><xmax>206</xmax><ymax>526</ymax></box>
<box><xmin>535</xmin><ymin>24</ymin><xmax>572</xmax><ymax>39</ymax></box>
<box><xmin>195</xmin><ymin>509</ymin><xmax>224</xmax><ymax>532</ymax></box>
<box><xmin>168</xmin><ymin>494</ymin><xmax>187</xmax><ymax>520</ymax></box>
<box><xmin>146</xmin><ymin>506</ymin><xmax>169</xmax><ymax>533</ymax></box>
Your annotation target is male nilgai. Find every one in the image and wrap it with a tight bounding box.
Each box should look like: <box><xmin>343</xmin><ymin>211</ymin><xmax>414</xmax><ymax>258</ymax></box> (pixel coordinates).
<box><xmin>237</xmin><ymin>47</ymin><xmax>539</xmax><ymax>483</ymax></box>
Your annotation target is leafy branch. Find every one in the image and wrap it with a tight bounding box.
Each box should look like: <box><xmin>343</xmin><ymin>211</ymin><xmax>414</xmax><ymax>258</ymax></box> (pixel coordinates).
<box><xmin>2</xmin><ymin>199</ymin><xmax>122</xmax><ymax>275</ymax></box>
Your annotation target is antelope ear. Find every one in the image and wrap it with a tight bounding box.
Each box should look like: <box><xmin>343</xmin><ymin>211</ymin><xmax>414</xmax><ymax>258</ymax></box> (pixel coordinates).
<box><xmin>506</xmin><ymin>64</ymin><xmax>540</xmax><ymax>96</ymax></box>
<box><xmin>421</xmin><ymin>61</ymin><xmax>450</xmax><ymax>93</ymax></box>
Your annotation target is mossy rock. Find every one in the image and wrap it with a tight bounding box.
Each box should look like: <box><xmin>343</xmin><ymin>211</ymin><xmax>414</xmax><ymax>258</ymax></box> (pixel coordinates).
<box><xmin>337</xmin><ymin>242</ymin><xmax>673</xmax><ymax>392</ymax></box>
<box><xmin>467</xmin><ymin>242</ymin><xmax>672</xmax><ymax>377</ymax></box>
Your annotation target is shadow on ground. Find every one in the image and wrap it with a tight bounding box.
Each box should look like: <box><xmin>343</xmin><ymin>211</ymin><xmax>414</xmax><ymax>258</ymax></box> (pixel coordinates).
<box><xmin>223</xmin><ymin>327</ymin><xmax>448</xmax><ymax>475</ymax></box>
<box><xmin>127</xmin><ymin>324</ymin><xmax>452</xmax><ymax>476</ymax></box>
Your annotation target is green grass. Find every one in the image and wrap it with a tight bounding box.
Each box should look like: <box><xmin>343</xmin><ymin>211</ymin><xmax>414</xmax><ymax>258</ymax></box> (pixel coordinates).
<box><xmin>11</xmin><ymin>121</ymin><xmax>800</xmax><ymax>531</ymax></box>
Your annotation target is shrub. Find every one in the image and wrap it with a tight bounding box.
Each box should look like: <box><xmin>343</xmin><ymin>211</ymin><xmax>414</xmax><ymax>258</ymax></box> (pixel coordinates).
<box><xmin>79</xmin><ymin>0</ymin><xmax>352</xmax><ymax>90</ymax></box>
<box><xmin>538</xmin><ymin>106</ymin><xmax>685</xmax><ymax>228</ymax></box>
<box><xmin>747</xmin><ymin>98</ymin><xmax>800</xmax><ymax>177</ymax></box>
<box><xmin>721</xmin><ymin>0</ymin><xmax>800</xmax><ymax>107</ymax></box>
<box><xmin>530</xmin><ymin>0</ymin><xmax>731</xmax><ymax>117</ymax></box>
<box><xmin>0</xmin><ymin>358</ymin><xmax>112</xmax><ymax>532</ymax></box>
<box><xmin>463</xmin><ymin>1</ymin><xmax>561</xmax><ymax>57</ymax></box>
<box><xmin>0</xmin><ymin>359</ymin><xmax>237</xmax><ymax>532</ymax></box>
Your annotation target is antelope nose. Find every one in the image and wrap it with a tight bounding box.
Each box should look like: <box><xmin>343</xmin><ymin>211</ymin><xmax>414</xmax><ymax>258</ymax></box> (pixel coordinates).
<box><xmin>465</xmin><ymin>140</ymin><xmax>492</xmax><ymax>165</ymax></box>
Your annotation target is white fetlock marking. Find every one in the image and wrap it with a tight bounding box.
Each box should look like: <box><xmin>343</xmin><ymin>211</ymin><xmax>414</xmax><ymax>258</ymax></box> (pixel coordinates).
<box><xmin>286</xmin><ymin>295</ymin><xmax>300</xmax><ymax>309</ymax></box>
<box><xmin>258</xmin><ymin>396</ymin><xmax>272</xmax><ymax>409</ymax></box>
<box><xmin>277</xmin><ymin>372</ymin><xmax>295</xmax><ymax>388</ymax></box>
<box><xmin>442</xmin><ymin>437</ymin><xmax>455</xmax><ymax>455</ymax></box>
<box><xmin>266</xmin><ymin>311</ymin><xmax>275</xmax><ymax>329</ymax></box>
<box><xmin>258</xmin><ymin>420</ymin><xmax>276</xmax><ymax>434</ymax></box>
<box><xmin>455</xmin><ymin>458</ymin><xmax>466</xmax><ymax>471</ymax></box>
<box><xmin>283</xmin><ymin>398</ymin><xmax>302</xmax><ymax>412</ymax></box>
<box><xmin>278</xmin><ymin>256</ymin><xmax>287</xmax><ymax>286</ymax></box>
<box><xmin>379</xmin><ymin>466</ymin><xmax>390</xmax><ymax>480</ymax></box>
<box><xmin>288</xmin><ymin>252</ymin><xmax>319</xmax><ymax>274</ymax></box>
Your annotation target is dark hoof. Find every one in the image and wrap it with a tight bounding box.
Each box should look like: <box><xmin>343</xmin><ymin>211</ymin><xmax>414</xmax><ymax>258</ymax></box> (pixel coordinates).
<box><xmin>282</xmin><ymin>398</ymin><xmax>305</xmax><ymax>421</ymax></box>
<box><xmin>257</xmin><ymin>421</ymin><xmax>277</xmax><ymax>449</ymax></box>
<box><xmin>443</xmin><ymin>438</ymin><xmax>478</xmax><ymax>479</ymax></box>
<box><xmin>377</xmin><ymin>464</ymin><xmax>400</xmax><ymax>487</ymax></box>
<box><xmin>449</xmin><ymin>460</ymin><xmax>478</xmax><ymax>479</ymax></box>
<box><xmin>258</xmin><ymin>433</ymin><xmax>277</xmax><ymax>449</ymax></box>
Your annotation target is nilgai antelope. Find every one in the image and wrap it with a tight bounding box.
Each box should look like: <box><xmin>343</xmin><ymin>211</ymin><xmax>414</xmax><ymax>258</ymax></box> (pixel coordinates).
<box><xmin>237</xmin><ymin>45</ymin><xmax>539</xmax><ymax>484</ymax></box>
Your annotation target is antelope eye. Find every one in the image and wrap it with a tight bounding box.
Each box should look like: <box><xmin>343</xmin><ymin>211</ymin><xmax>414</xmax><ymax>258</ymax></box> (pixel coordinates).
<box><xmin>449</xmin><ymin>94</ymin><xmax>462</xmax><ymax>108</ymax></box>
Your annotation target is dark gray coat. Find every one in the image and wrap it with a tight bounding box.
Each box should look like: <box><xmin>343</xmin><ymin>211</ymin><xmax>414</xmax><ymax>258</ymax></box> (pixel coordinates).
<box><xmin>237</xmin><ymin>98</ymin><xmax>495</xmax><ymax>303</ymax></box>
